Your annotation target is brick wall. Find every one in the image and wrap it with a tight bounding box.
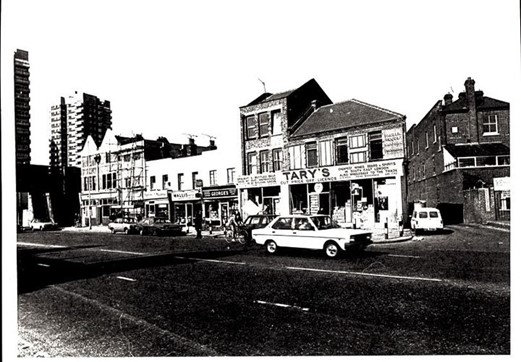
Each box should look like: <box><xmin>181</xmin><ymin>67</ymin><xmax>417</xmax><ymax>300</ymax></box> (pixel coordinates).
<box><xmin>463</xmin><ymin>188</ymin><xmax>496</xmax><ymax>224</ymax></box>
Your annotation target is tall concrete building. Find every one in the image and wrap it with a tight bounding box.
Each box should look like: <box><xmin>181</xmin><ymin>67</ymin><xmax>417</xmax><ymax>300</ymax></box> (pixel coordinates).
<box><xmin>14</xmin><ymin>49</ymin><xmax>31</xmax><ymax>165</ymax></box>
<box><xmin>50</xmin><ymin>91</ymin><xmax>112</xmax><ymax>168</ymax></box>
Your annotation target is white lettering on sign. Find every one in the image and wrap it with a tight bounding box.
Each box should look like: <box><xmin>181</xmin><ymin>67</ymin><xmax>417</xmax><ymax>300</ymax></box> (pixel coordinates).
<box><xmin>383</xmin><ymin>128</ymin><xmax>404</xmax><ymax>159</ymax></box>
<box><xmin>170</xmin><ymin>190</ymin><xmax>199</xmax><ymax>201</ymax></box>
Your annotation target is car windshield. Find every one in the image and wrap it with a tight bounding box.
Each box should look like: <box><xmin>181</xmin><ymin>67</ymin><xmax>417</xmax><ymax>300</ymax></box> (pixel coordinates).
<box><xmin>310</xmin><ymin>216</ymin><xmax>340</xmax><ymax>230</ymax></box>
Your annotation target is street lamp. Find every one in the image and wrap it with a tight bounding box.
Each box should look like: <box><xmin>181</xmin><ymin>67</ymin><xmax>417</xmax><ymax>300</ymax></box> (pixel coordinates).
<box><xmin>91</xmin><ymin>154</ymin><xmax>101</xmax><ymax>229</ymax></box>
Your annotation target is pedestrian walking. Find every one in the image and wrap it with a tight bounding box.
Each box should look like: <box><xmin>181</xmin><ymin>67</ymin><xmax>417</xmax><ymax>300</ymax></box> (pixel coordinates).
<box><xmin>194</xmin><ymin>210</ymin><xmax>203</xmax><ymax>239</ymax></box>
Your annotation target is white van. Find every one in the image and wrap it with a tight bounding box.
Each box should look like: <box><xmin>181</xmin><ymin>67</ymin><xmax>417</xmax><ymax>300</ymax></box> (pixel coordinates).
<box><xmin>411</xmin><ymin>208</ymin><xmax>443</xmax><ymax>232</ymax></box>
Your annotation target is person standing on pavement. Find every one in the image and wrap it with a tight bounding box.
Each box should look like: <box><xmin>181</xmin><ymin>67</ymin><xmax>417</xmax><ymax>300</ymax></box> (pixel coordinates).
<box><xmin>194</xmin><ymin>210</ymin><xmax>203</xmax><ymax>239</ymax></box>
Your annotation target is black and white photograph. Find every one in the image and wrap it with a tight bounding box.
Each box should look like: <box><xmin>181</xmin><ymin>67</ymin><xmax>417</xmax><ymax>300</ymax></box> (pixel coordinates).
<box><xmin>2</xmin><ymin>0</ymin><xmax>519</xmax><ymax>359</ymax></box>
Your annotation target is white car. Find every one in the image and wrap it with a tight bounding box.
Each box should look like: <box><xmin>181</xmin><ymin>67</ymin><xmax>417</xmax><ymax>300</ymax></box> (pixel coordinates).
<box><xmin>410</xmin><ymin>208</ymin><xmax>444</xmax><ymax>232</ymax></box>
<box><xmin>108</xmin><ymin>218</ymin><xmax>138</xmax><ymax>234</ymax></box>
<box><xmin>30</xmin><ymin>218</ymin><xmax>58</xmax><ymax>231</ymax></box>
<box><xmin>252</xmin><ymin>215</ymin><xmax>372</xmax><ymax>258</ymax></box>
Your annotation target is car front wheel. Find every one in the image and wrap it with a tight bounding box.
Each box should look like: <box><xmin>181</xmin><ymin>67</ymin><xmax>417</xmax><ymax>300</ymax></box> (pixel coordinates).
<box><xmin>265</xmin><ymin>240</ymin><xmax>277</xmax><ymax>254</ymax></box>
<box><xmin>324</xmin><ymin>241</ymin><xmax>341</xmax><ymax>259</ymax></box>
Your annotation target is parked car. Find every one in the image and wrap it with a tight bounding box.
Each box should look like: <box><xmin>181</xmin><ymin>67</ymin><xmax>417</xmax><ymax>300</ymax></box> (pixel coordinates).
<box><xmin>410</xmin><ymin>207</ymin><xmax>444</xmax><ymax>233</ymax></box>
<box><xmin>252</xmin><ymin>214</ymin><xmax>372</xmax><ymax>258</ymax></box>
<box><xmin>240</xmin><ymin>214</ymin><xmax>277</xmax><ymax>242</ymax></box>
<box><xmin>136</xmin><ymin>217</ymin><xmax>185</xmax><ymax>236</ymax></box>
<box><xmin>108</xmin><ymin>218</ymin><xmax>138</xmax><ymax>234</ymax></box>
<box><xmin>30</xmin><ymin>218</ymin><xmax>58</xmax><ymax>231</ymax></box>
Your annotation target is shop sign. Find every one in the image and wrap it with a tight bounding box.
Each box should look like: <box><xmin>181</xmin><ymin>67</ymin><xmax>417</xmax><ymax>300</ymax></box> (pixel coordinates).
<box><xmin>171</xmin><ymin>190</ymin><xmax>200</xmax><ymax>201</ymax></box>
<box><xmin>278</xmin><ymin>160</ymin><xmax>402</xmax><ymax>186</ymax></box>
<box><xmin>236</xmin><ymin>173</ymin><xmax>278</xmax><ymax>188</ymax></box>
<box><xmin>493</xmin><ymin>177</ymin><xmax>510</xmax><ymax>191</ymax></box>
<box><xmin>382</xmin><ymin>128</ymin><xmax>404</xmax><ymax>159</ymax></box>
<box><xmin>203</xmin><ymin>187</ymin><xmax>237</xmax><ymax>199</ymax></box>
<box><xmin>144</xmin><ymin>190</ymin><xmax>169</xmax><ymax>200</ymax></box>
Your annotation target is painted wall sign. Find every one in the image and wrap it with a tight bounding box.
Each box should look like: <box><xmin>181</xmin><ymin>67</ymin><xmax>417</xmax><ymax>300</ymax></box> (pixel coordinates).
<box><xmin>493</xmin><ymin>177</ymin><xmax>510</xmax><ymax>191</ymax></box>
<box><xmin>383</xmin><ymin>128</ymin><xmax>404</xmax><ymax>159</ymax></box>
<box><xmin>236</xmin><ymin>173</ymin><xmax>278</xmax><ymax>188</ymax></box>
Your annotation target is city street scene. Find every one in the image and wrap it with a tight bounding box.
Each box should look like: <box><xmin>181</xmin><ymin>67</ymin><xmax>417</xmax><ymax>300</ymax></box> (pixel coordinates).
<box><xmin>2</xmin><ymin>0</ymin><xmax>517</xmax><ymax>359</ymax></box>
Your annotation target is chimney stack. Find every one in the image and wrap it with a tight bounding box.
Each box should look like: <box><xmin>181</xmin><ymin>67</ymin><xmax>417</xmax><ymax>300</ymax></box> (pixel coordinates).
<box><xmin>311</xmin><ymin>99</ymin><xmax>317</xmax><ymax>111</ymax></box>
<box><xmin>464</xmin><ymin>77</ymin><xmax>479</xmax><ymax>143</ymax></box>
<box><xmin>443</xmin><ymin>93</ymin><xmax>453</xmax><ymax>106</ymax></box>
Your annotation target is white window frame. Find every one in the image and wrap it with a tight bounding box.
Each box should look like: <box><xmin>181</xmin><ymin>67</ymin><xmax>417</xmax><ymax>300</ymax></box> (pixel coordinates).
<box><xmin>247</xmin><ymin>152</ymin><xmax>257</xmax><ymax>175</ymax></box>
<box><xmin>259</xmin><ymin>150</ymin><xmax>270</xmax><ymax>173</ymax></box>
<box><xmin>349</xmin><ymin>134</ymin><xmax>366</xmax><ymax>149</ymax></box>
<box><xmin>319</xmin><ymin>140</ymin><xmax>333</xmax><ymax>166</ymax></box>
<box><xmin>483</xmin><ymin>114</ymin><xmax>499</xmax><ymax>135</ymax></box>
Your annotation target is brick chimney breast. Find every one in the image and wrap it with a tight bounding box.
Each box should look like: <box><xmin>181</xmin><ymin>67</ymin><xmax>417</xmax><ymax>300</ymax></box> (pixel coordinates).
<box><xmin>464</xmin><ymin>77</ymin><xmax>478</xmax><ymax>143</ymax></box>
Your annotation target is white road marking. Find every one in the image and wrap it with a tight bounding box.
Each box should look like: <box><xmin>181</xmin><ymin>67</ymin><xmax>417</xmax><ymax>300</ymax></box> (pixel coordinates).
<box><xmin>98</xmin><ymin>249</ymin><xmax>149</xmax><ymax>256</ymax></box>
<box><xmin>116</xmin><ymin>276</ymin><xmax>136</xmax><ymax>282</ymax></box>
<box><xmin>286</xmin><ymin>266</ymin><xmax>442</xmax><ymax>282</ymax></box>
<box><xmin>173</xmin><ymin>256</ymin><xmax>246</xmax><ymax>265</ymax></box>
<box><xmin>255</xmin><ymin>300</ymin><xmax>310</xmax><ymax>312</ymax></box>
<box><xmin>37</xmin><ymin>263</ymin><xmax>50</xmax><ymax>267</ymax></box>
<box><xmin>387</xmin><ymin>254</ymin><xmax>421</xmax><ymax>259</ymax></box>
<box><xmin>17</xmin><ymin>242</ymin><xmax>67</xmax><ymax>248</ymax></box>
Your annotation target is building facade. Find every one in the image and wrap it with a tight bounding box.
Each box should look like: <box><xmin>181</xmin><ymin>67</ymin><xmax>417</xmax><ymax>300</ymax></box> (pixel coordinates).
<box><xmin>50</xmin><ymin>91</ymin><xmax>112</xmax><ymax>168</ymax></box>
<box><xmin>237</xmin><ymin>79</ymin><xmax>407</xmax><ymax>230</ymax></box>
<box><xmin>145</xmin><ymin>147</ymin><xmax>239</xmax><ymax>228</ymax></box>
<box><xmin>236</xmin><ymin>78</ymin><xmax>332</xmax><ymax>216</ymax></box>
<box><xmin>406</xmin><ymin>77</ymin><xmax>510</xmax><ymax>223</ymax></box>
<box><xmin>79</xmin><ymin>130</ymin><xmax>218</xmax><ymax>226</ymax></box>
<box><xmin>14</xmin><ymin>49</ymin><xmax>31</xmax><ymax>165</ymax></box>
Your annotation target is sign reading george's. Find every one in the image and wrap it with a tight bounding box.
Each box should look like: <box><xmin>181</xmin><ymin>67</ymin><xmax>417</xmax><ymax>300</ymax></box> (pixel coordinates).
<box><xmin>278</xmin><ymin>160</ymin><xmax>402</xmax><ymax>185</ymax></box>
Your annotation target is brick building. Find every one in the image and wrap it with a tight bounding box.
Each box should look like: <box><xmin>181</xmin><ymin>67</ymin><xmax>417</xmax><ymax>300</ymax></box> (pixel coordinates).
<box><xmin>406</xmin><ymin>77</ymin><xmax>510</xmax><ymax>224</ymax></box>
<box><xmin>236</xmin><ymin>78</ymin><xmax>332</xmax><ymax>216</ymax></box>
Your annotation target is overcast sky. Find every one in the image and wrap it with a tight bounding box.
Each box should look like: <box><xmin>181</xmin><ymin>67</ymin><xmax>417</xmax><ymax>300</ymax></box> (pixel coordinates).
<box><xmin>2</xmin><ymin>0</ymin><xmax>519</xmax><ymax>167</ymax></box>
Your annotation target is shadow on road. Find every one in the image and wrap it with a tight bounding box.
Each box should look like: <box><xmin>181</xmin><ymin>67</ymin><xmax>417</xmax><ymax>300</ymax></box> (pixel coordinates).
<box><xmin>17</xmin><ymin>246</ymin><xmax>248</xmax><ymax>294</ymax></box>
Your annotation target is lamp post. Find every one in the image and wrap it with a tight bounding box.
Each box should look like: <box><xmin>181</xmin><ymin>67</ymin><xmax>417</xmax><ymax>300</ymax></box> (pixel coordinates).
<box><xmin>91</xmin><ymin>154</ymin><xmax>101</xmax><ymax>229</ymax></box>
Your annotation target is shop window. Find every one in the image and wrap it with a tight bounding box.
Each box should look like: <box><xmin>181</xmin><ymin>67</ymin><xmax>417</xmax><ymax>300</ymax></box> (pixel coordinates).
<box><xmin>177</xmin><ymin>173</ymin><xmax>183</xmax><ymax>190</ymax></box>
<box><xmin>349</xmin><ymin>134</ymin><xmax>366</xmax><ymax>149</ymax></box>
<box><xmin>306</xmin><ymin>142</ymin><xmax>318</xmax><ymax>167</ymax></box>
<box><xmin>259</xmin><ymin>113</ymin><xmax>270</xmax><ymax>137</ymax></box>
<box><xmin>272</xmin><ymin>148</ymin><xmax>282</xmax><ymax>171</ymax></box>
<box><xmin>369</xmin><ymin>131</ymin><xmax>383</xmax><ymax>160</ymax></box>
<box><xmin>260</xmin><ymin>150</ymin><xmax>270</xmax><ymax>173</ymax></box>
<box><xmin>289</xmin><ymin>145</ymin><xmax>305</xmax><ymax>170</ymax></box>
<box><xmin>246</xmin><ymin>115</ymin><xmax>257</xmax><ymax>139</ymax></box>
<box><xmin>209</xmin><ymin>170</ymin><xmax>217</xmax><ymax>185</ymax></box>
<box><xmin>319</xmin><ymin>140</ymin><xmax>333</xmax><ymax>166</ymax></box>
<box><xmin>335</xmin><ymin>137</ymin><xmax>348</xmax><ymax>164</ymax></box>
<box><xmin>227</xmin><ymin>168</ymin><xmax>235</xmax><ymax>184</ymax></box>
<box><xmin>271</xmin><ymin>110</ymin><xmax>282</xmax><ymax>135</ymax></box>
<box><xmin>483</xmin><ymin>114</ymin><xmax>498</xmax><ymax>134</ymax></box>
<box><xmin>247</xmin><ymin>152</ymin><xmax>257</xmax><ymax>175</ymax></box>
<box><xmin>476</xmin><ymin>156</ymin><xmax>496</xmax><ymax>167</ymax></box>
<box><xmin>350</xmin><ymin>151</ymin><xmax>366</xmax><ymax>164</ymax></box>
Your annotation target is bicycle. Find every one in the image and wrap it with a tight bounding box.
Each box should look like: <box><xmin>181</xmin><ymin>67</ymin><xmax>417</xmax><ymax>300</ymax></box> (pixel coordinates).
<box><xmin>223</xmin><ymin>225</ymin><xmax>247</xmax><ymax>245</ymax></box>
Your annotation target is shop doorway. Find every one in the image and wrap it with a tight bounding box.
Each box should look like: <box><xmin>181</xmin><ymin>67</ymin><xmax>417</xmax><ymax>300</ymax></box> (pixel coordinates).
<box><xmin>219</xmin><ymin>202</ymin><xmax>229</xmax><ymax>225</ymax></box>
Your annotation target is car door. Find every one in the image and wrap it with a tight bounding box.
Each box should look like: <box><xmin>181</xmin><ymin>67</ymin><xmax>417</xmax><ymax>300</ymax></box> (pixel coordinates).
<box><xmin>269</xmin><ymin>217</ymin><xmax>294</xmax><ymax>247</ymax></box>
<box><xmin>289</xmin><ymin>216</ymin><xmax>318</xmax><ymax>250</ymax></box>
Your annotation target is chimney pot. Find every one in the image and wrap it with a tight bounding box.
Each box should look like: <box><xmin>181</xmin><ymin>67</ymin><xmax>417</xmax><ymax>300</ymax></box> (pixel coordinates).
<box><xmin>443</xmin><ymin>93</ymin><xmax>453</xmax><ymax>105</ymax></box>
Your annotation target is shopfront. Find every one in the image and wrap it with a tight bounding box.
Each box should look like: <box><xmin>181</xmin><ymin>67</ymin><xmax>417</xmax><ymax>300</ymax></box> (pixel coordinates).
<box><xmin>279</xmin><ymin>159</ymin><xmax>405</xmax><ymax>229</ymax></box>
<box><xmin>144</xmin><ymin>190</ymin><xmax>172</xmax><ymax>220</ymax></box>
<box><xmin>170</xmin><ymin>190</ymin><xmax>201</xmax><ymax>226</ymax></box>
<box><xmin>236</xmin><ymin>173</ymin><xmax>282</xmax><ymax>218</ymax></box>
<box><xmin>202</xmin><ymin>185</ymin><xmax>239</xmax><ymax>227</ymax></box>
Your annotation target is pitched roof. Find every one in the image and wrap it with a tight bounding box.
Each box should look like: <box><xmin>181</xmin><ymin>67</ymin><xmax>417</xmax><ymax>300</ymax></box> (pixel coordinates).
<box><xmin>444</xmin><ymin>143</ymin><xmax>510</xmax><ymax>157</ymax></box>
<box><xmin>291</xmin><ymin>99</ymin><xmax>404</xmax><ymax>137</ymax></box>
<box><xmin>443</xmin><ymin>93</ymin><xmax>509</xmax><ymax>113</ymax></box>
